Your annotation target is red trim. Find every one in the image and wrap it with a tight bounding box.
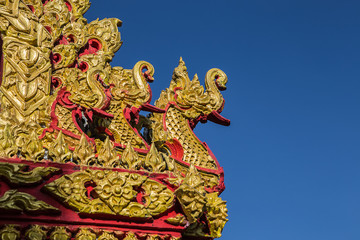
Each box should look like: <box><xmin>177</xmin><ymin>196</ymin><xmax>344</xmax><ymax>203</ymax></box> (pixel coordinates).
<box><xmin>0</xmin><ymin>158</ymin><xmax>185</xmax><ymax>235</ymax></box>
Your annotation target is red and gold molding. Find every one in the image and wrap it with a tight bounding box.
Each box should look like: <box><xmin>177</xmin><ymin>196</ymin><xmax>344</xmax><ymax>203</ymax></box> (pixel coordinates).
<box><xmin>0</xmin><ymin>0</ymin><xmax>230</xmax><ymax>239</ymax></box>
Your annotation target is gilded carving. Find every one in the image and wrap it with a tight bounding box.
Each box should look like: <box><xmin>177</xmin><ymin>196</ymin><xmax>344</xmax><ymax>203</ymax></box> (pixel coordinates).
<box><xmin>146</xmin><ymin>235</ymin><xmax>162</xmax><ymax>240</ymax></box>
<box><xmin>120</xmin><ymin>142</ymin><xmax>141</xmax><ymax>170</ymax></box>
<box><xmin>123</xmin><ymin>232</ymin><xmax>138</xmax><ymax>240</ymax></box>
<box><xmin>205</xmin><ymin>193</ymin><xmax>228</xmax><ymax>238</ymax></box>
<box><xmin>49</xmin><ymin>227</ymin><xmax>71</xmax><ymax>240</ymax></box>
<box><xmin>143</xmin><ymin>144</ymin><xmax>166</xmax><ymax>172</ymax></box>
<box><xmin>43</xmin><ymin>169</ymin><xmax>174</xmax><ymax>217</ymax></box>
<box><xmin>0</xmin><ymin>225</ymin><xmax>20</xmax><ymax>240</ymax></box>
<box><xmin>98</xmin><ymin>231</ymin><xmax>118</xmax><ymax>240</ymax></box>
<box><xmin>97</xmin><ymin>137</ymin><xmax>119</xmax><ymax>167</ymax></box>
<box><xmin>0</xmin><ymin>189</ymin><xmax>59</xmax><ymax>214</ymax></box>
<box><xmin>175</xmin><ymin>165</ymin><xmax>206</xmax><ymax>223</ymax></box>
<box><xmin>0</xmin><ymin>0</ymin><xmax>229</xmax><ymax>238</ymax></box>
<box><xmin>152</xmin><ymin>58</ymin><xmax>229</xmax><ymax>170</ymax></box>
<box><xmin>25</xmin><ymin>225</ymin><xmax>47</xmax><ymax>240</ymax></box>
<box><xmin>75</xmin><ymin>229</ymin><xmax>96</xmax><ymax>240</ymax></box>
<box><xmin>165</xmin><ymin>214</ymin><xmax>187</xmax><ymax>226</ymax></box>
<box><xmin>0</xmin><ymin>162</ymin><xmax>59</xmax><ymax>186</ymax></box>
<box><xmin>48</xmin><ymin>131</ymin><xmax>72</xmax><ymax>163</ymax></box>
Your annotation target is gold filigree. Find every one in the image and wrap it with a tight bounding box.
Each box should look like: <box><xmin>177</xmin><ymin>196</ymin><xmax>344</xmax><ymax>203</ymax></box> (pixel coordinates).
<box><xmin>25</xmin><ymin>225</ymin><xmax>47</xmax><ymax>240</ymax></box>
<box><xmin>165</xmin><ymin>214</ymin><xmax>187</xmax><ymax>226</ymax></box>
<box><xmin>97</xmin><ymin>137</ymin><xmax>119</xmax><ymax>167</ymax></box>
<box><xmin>98</xmin><ymin>231</ymin><xmax>118</xmax><ymax>240</ymax></box>
<box><xmin>123</xmin><ymin>232</ymin><xmax>138</xmax><ymax>240</ymax></box>
<box><xmin>0</xmin><ymin>189</ymin><xmax>60</xmax><ymax>214</ymax></box>
<box><xmin>206</xmin><ymin>192</ymin><xmax>228</xmax><ymax>238</ymax></box>
<box><xmin>72</xmin><ymin>134</ymin><xmax>95</xmax><ymax>165</ymax></box>
<box><xmin>0</xmin><ymin>225</ymin><xmax>20</xmax><ymax>240</ymax></box>
<box><xmin>120</xmin><ymin>142</ymin><xmax>141</xmax><ymax>170</ymax></box>
<box><xmin>75</xmin><ymin>229</ymin><xmax>96</xmax><ymax>240</ymax></box>
<box><xmin>49</xmin><ymin>227</ymin><xmax>71</xmax><ymax>240</ymax></box>
<box><xmin>21</xmin><ymin>130</ymin><xmax>45</xmax><ymax>160</ymax></box>
<box><xmin>0</xmin><ymin>224</ymin><xmax>20</xmax><ymax>240</ymax></box>
<box><xmin>174</xmin><ymin>165</ymin><xmax>206</xmax><ymax>223</ymax></box>
<box><xmin>146</xmin><ymin>235</ymin><xmax>162</xmax><ymax>240</ymax></box>
<box><xmin>153</xmin><ymin>58</ymin><xmax>229</xmax><ymax>170</ymax></box>
<box><xmin>0</xmin><ymin>0</ymin><xmax>229</xmax><ymax>237</ymax></box>
<box><xmin>143</xmin><ymin>144</ymin><xmax>166</xmax><ymax>172</ymax></box>
<box><xmin>43</xmin><ymin>169</ymin><xmax>174</xmax><ymax>217</ymax></box>
<box><xmin>0</xmin><ymin>162</ymin><xmax>59</xmax><ymax>186</ymax></box>
<box><xmin>48</xmin><ymin>131</ymin><xmax>72</xmax><ymax>163</ymax></box>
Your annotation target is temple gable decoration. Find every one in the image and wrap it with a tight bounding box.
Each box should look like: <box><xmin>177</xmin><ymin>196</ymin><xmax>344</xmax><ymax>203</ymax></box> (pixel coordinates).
<box><xmin>0</xmin><ymin>0</ymin><xmax>230</xmax><ymax>239</ymax></box>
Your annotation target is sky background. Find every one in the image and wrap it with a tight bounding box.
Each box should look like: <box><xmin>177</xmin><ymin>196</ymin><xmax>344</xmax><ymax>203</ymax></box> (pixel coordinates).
<box><xmin>85</xmin><ymin>1</ymin><xmax>360</xmax><ymax>239</ymax></box>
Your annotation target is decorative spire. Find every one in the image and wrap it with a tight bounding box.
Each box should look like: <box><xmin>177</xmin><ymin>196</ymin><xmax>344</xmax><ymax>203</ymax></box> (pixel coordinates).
<box><xmin>121</xmin><ymin>141</ymin><xmax>141</xmax><ymax>170</ymax></box>
<box><xmin>144</xmin><ymin>144</ymin><xmax>166</xmax><ymax>172</ymax></box>
<box><xmin>73</xmin><ymin>134</ymin><xmax>95</xmax><ymax>165</ymax></box>
<box><xmin>49</xmin><ymin>131</ymin><xmax>72</xmax><ymax>163</ymax></box>
<box><xmin>97</xmin><ymin>137</ymin><xmax>119</xmax><ymax>167</ymax></box>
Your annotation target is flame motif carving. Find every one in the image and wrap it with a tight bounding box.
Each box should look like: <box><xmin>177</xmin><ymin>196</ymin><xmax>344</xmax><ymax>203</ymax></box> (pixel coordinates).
<box><xmin>0</xmin><ymin>0</ymin><xmax>230</xmax><ymax>239</ymax></box>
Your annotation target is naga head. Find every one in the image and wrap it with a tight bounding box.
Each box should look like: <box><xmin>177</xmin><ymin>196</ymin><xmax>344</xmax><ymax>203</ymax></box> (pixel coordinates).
<box><xmin>161</xmin><ymin>58</ymin><xmax>230</xmax><ymax>127</ymax></box>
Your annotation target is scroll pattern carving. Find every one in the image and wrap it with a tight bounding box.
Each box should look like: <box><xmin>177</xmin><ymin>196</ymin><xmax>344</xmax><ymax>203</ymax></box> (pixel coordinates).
<box><xmin>43</xmin><ymin>169</ymin><xmax>174</xmax><ymax>218</ymax></box>
<box><xmin>0</xmin><ymin>0</ymin><xmax>230</xmax><ymax>238</ymax></box>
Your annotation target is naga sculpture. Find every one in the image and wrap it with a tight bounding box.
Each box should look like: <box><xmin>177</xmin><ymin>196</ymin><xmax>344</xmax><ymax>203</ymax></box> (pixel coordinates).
<box><xmin>0</xmin><ymin>0</ymin><xmax>230</xmax><ymax>239</ymax></box>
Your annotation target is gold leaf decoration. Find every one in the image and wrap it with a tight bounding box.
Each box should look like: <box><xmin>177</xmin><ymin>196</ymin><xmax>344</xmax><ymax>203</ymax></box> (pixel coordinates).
<box><xmin>25</xmin><ymin>225</ymin><xmax>47</xmax><ymax>240</ymax></box>
<box><xmin>0</xmin><ymin>190</ymin><xmax>60</xmax><ymax>214</ymax></box>
<box><xmin>0</xmin><ymin>225</ymin><xmax>20</xmax><ymax>240</ymax></box>
<box><xmin>73</xmin><ymin>134</ymin><xmax>95</xmax><ymax>165</ymax></box>
<box><xmin>43</xmin><ymin>170</ymin><xmax>174</xmax><ymax>217</ymax></box>
<box><xmin>75</xmin><ymin>229</ymin><xmax>96</xmax><ymax>240</ymax></box>
<box><xmin>146</xmin><ymin>235</ymin><xmax>162</xmax><ymax>240</ymax></box>
<box><xmin>169</xmin><ymin>237</ymin><xmax>181</xmax><ymax>240</ymax></box>
<box><xmin>123</xmin><ymin>232</ymin><xmax>138</xmax><ymax>240</ymax></box>
<box><xmin>0</xmin><ymin>162</ymin><xmax>59</xmax><ymax>186</ymax></box>
<box><xmin>120</xmin><ymin>142</ymin><xmax>141</xmax><ymax>170</ymax></box>
<box><xmin>144</xmin><ymin>144</ymin><xmax>166</xmax><ymax>172</ymax></box>
<box><xmin>174</xmin><ymin>165</ymin><xmax>206</xmax><ymax>223</ymax></box>
<box><xmin>0</xmin><ymin>124</ymin><xmax>17</xmax><ymax>157</ymax></box>
<box><xmin>21</xmin><ymin>131</ymin><xmax>45</xmax><ymax>161</ymax></box>
<box><xmin>48</xmin><ymin>131</ymin><xmax>72</xmax><ymax>163</ymax></box>
<box><xmin>49</xmin><ymin>227</ymin><xmax>71</xmax><ymax>240</ymax></box>
<box><xmin>165</xmin><ymin>214</ymin><xmax>187</xmax><ymax>226</ymax></box>
<box><xmin>0</xmin><ymin>0</ymin><xmax>229</xmax><ymax>237</ymax></box>
<box><xmin>206</xmin><ymin>192</ymin><xmax>228</xmax><ymax>238</ymax></box>
<box><xmin>97</xmin><ymin>137</ymin><xmax>119</xmax><ymax>167</ymax></box>
<box><xmin>98</xmin><ymin>231</ymin><xmax>118</xmax><ymax>240</ymax></box>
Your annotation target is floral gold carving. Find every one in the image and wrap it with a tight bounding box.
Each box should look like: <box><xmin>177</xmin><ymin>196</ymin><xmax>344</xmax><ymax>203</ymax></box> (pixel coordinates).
<box><xmin>0</xmin><ymin>0</ymin><xmax>230</xmax><ymax>238</ymax></box>
<box><xmin>43</xmin><ymin>169</ymin><xmax>174</xmax><ymax>217</ymax></box>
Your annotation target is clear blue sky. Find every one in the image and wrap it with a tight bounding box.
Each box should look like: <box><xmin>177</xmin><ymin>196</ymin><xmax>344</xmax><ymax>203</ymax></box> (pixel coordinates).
<box><xmin>85</xmin><ymin>1</ymin><xmax>360</xmax><ymax>239</ymax></box>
